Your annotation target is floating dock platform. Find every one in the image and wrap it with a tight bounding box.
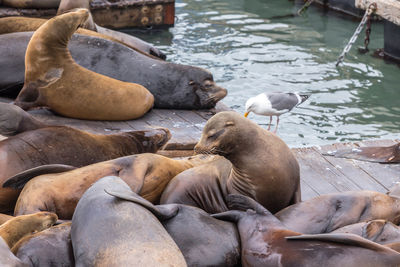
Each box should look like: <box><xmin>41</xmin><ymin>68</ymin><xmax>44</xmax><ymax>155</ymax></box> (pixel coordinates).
<box><xmin>1</xmin><ymin>97</ymin><xmax>398</xmax><ymax>201</ymax></box>
<box><xmin>0</xmin><ymin>0</ymin><xmax>175</xmax><ymax>29</ymax></box>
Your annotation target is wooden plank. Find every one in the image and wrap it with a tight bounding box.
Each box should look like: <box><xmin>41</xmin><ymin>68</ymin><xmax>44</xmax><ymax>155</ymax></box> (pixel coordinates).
<box><xmin>300</xmin><ymin>179</ymin><xmax>320</xmax><ymax>201</ymax></box>
<box><xmin>293</xmin><ymin>148</ymin><xmax>341</xmax><ymax>195</ymax></box>
<box><xmin>314</xmin><ymin>146</ymin><xmax>388</xmax><ymax>192</ymax></box>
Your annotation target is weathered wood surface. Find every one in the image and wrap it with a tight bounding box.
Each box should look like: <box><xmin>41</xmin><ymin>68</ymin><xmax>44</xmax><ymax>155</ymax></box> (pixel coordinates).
<box><xmin>356</xmin><ymin>0</ymin><xmax>400</xmax><ymax>25</ymax></box>
<box><xmin>295</xmin><ymin>139</ymin><xmax>400</xmax><ymax>200</ymax></box>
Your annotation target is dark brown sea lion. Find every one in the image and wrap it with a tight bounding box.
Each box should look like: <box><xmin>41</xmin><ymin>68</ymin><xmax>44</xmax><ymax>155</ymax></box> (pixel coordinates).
<box><xmin>275</xmin><ymin>191</ymin><xmax>400</xmax><ymax>234</ymax></box>
<box><xmin>106</xmin><ymin>188</ymin><xmax>241</xmax><ymax>267</ymax></box>
<box><xmin>161</xmin><ymin>111</ymin><xmax>300</xmax><ymax>214</ymax></box>
<box><xmin>324</xmin><ymin>143</ymin><xmax>400</xmax><ymax>163</ymax></box>
<box><xmin>0</xmin><ymin>126</ymin><xmax>170</xmax><ymax>213</ymax></box>
<box><xmin>2</xmin><ymin>0</ymin><xmax>60</xmax><ymax>8</ymax></box>
<box><xmin>5</xmin><ymin>154</ymin><xmax>216</xmax><ymax>219</ymax></box>
<box><xmin>332</xmin><ymin>219</ymin><xmax>400</xmax><ymax>245</ymax></box>
<box><xmin>0</xmin><ymin>212</ymin><xmax>57</xmax><ymax>249</ymax></box>
<box><xmin>0</xmin><ymin>31</ymin><xmax>226</xmax><ymax>109</ymax></box>
<box><xmin>0</xmin><ymin>102</ymin><xmax>47</xmax><ymax>136</ymax></box>
<box><xmin>0</xmin><ymin>236</ymin><xmax>28</xmax><ymax>267</ymax></box>
<box><xmin>71</xmin><ymin>176</ymin><xmax>187</xmax><ymax>266</ymax></box>
<box><xmin>12</xmin><ymin>222</ymin><xmax>74</xmax><ymax>267</ymax></box>
<box><xmin>15</xmin><ymin>9</ymin><xmax>154</xmax><ymax>120</ymax></box>
<box><xmin>213</xmin><ymin>194</ymin><xmax>400</xmax><ymax>267</ymax></box>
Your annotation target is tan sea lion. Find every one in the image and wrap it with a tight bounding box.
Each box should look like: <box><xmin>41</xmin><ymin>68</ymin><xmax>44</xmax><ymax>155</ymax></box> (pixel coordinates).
<box><xmin>14</xmin><ymin>9</ymin><xmax>154</xmax><ymax>120</ymax></box>
<box><xmin>2</xmin><ymin>0</ymin><xmax>60</xmax><ymax>8</ymax></box>
<box><xmin>275</xmin><ymin>191</ymin><xmax>400</xmax><ymax>234</ymax></box>
<box><xmin>161</xmin><ymin>111</ymin><xmax>300</xmax><ymax>214</ymax></box>
<box><xmin>5</xmin><ymin>154</ymin><xmax>217</xmax><ymax>219</ymax></box>
<box><xmin>0</xmin><ymin>214</ymin><xmax>13</xmax><ymax>225</ymax></box>
<box><xmin>71</xmin><ymin>176</ymin><xmax>187</xmax><ymax>266</ymax></box>
<box><xmin>0</xmin><ymin>102</ymin><xmax>47</xmax><ymax>136</ymax></box>
<box><xmin>213</xmin><ymin>194</ymin><xmax>400</xmax><ymax>267</ymax></box>
<box><xmin>0</xmin><ymin>212</ymin><xmax>57</xmax><ymax>249</ymax></box>
<box><xmin>0</xmin><ymin>126</ymin><xmax>170</xmax><ymax>213</ymax></box>
<box><xmin>12</xmin><ymin>222</ymin><xmax>74</xmax><ymax>267</ymax></box>
<box><xmin>332</xmin><ymin>220</ymin><xmax>400</xmax><ymax>245</ymax></box>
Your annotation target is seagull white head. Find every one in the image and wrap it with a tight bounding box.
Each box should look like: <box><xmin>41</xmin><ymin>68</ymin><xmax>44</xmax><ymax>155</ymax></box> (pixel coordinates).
<box><xmin>244</xmin><ymin>96</ymin><xmax>256</xmax><ymax>117</ymax></box>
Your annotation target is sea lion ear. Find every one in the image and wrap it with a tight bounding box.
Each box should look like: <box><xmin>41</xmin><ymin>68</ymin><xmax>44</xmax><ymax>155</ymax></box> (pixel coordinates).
<box><xmin>225</xmin><ymin>121</ymin><xmax>234</xmax><ymax>127</ymax></box>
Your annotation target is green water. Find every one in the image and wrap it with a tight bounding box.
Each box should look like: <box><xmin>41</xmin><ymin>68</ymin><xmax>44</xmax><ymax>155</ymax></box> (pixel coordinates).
<box><xmin>130</xmin><ymin>0</ymin><xmax>400</xmax><ymax>147</ymax></box>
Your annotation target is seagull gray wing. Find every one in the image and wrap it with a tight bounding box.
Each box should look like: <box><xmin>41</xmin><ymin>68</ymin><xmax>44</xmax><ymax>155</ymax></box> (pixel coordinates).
<box><xmin>266</xmin><ymin>93</ymin><xmax>299</xmax><ymax>112</ymax></box>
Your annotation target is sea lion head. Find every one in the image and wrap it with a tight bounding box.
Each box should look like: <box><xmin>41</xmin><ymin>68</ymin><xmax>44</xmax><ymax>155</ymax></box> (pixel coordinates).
<box><xmin>51</xmin><ymin>8</ymin><xmax>89</xmax><ymax>36</ymax></box>
<box><xmin>186</xmin><ymin>68</ymin><xmax>227</xmax><ymax>109</ymax></box>
<box><xmin>24</xmin><ymin>212</ymin><xmax>58</xmax><ymax>233</ymax></box>
<box><xmin>195</xmin><ymin>111</ymin><xmax>252</xmax><ymax>157</ymax></box>
<box><xmin>124</xmin><ymin>127</ymin><xmax>171</xmax><ymax>152</ymax></box>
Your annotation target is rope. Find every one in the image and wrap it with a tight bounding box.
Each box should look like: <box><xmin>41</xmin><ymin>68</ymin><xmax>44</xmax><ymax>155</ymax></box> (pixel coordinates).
<box><xmin>335</xmin><ymin>3</ymin><xmax>377</xmax><ymax>67</ymax></box>
<box><xmin>297</xmin><ymin>0</ymin><xmax>316</xmax><ymax>15</ymax></box>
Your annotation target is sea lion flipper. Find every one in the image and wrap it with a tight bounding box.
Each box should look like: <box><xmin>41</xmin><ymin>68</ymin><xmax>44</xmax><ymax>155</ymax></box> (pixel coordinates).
<box><xmin>285</xmin><ymin>233</ymin><xmax>398</xmax><ymax>253</ymax></box>
<box><xmin>323</xmin><ymin>144</ymin><xmax>400</xmax><ymax>163</ymax></box>
<box><xmin>3</xmin><ymin>164</ymin><xmax>76</xmax><ymax>189</ymax></box>
<box><xmin>211</xmin><ymin>210</ymin><xmax>244</xmax><ymax>223</ymax></box>
<box><xmin>363</xmin><ymin>220</ymin><xmax>386</xmax><ymax>241</ymax></box>
<box><xmin>226</xmin><ymin>194</ymin><xmax>267</xmax><ymax>214</ymax></box>
<box><xmin>104</xmin><ymin>189</ymin><xmax>179</xmax><ymax>220</ymax></box>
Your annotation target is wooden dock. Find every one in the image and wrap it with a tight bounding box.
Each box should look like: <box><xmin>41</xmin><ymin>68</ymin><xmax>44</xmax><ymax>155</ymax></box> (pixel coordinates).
<box><xmin>0</xmin><ymin>0</ymin><xmax>175</xmax><ymax>29</ymax></box>
<box><xmin>1</xmin><ymin>97</ymin><xmax>398</xmax><ymax>201</ymax></box>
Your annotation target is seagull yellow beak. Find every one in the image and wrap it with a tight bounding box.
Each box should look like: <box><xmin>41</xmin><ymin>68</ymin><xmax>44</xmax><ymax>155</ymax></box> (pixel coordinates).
<box><xmin>244</xmin><ymin>112</ymin><xmax>249</xmax><ymax>117</ymax></box>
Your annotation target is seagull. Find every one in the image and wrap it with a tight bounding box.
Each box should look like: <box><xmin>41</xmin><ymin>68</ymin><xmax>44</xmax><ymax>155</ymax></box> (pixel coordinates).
<box><xmin>244</xmin><ymin>92</ymin><xmax>310</xmax><ymax>133</ymax></box>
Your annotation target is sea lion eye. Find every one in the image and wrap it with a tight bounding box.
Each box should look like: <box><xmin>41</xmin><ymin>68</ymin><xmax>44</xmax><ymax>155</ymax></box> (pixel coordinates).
<box><xmin>208</xmin><ymin>129</ymin><xmax>224</xmax><ymax>140</ymax></box>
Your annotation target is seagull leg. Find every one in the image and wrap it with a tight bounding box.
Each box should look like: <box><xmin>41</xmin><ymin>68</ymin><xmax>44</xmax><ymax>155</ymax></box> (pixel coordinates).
<box><xmin>267</xmin><ymin>116</ymin><xmax>272</xmax><ymax>131</ymax></box>
<box><xmin>274</xmin><ymin>116</ymin><xmax>280</xmax><ymax>133</ymax></box>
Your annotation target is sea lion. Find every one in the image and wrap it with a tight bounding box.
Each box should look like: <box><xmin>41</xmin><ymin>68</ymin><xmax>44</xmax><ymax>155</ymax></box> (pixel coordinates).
<box><xmin>106</xmin><ymin>188</ymin><xmax>241</xmax><ymax>267</ymax></box>
<box><xmin>332</xmin><ymin>220</ymin><xmax>400</xmax><ymax>245</ymax></box>
<box><xmin>5</xmin><ymin>153</ymin><xmax>216</xmax><ymax>219</ymax></box>
<box><xmin>0</xmin><ymin>236</ymin><xmax>28</xmax><ymax>267</ymax></box>
<box><xmin>324</xmin><ymin>143</ymin><xmax>400</xmax><ymax>163</ymax></box>
<box><xmin>56</xmin><ymin>0</ymin><xmax>166</xmax><ymax>59</ymax></box>
<box><xmin>0</xmin><ymin>212</ymin><xmax>57</xmax><ymax>249</ymax></box>
<box><xmin>2</xmin><ymin>0</ymin><xmax>60</xmax><ymax>8</ymax></box>
<box><xmin>212</xmin><ymin>194</ymin><xmax>400</xmax><ymax>267</ymax></box>
<box><xmin>0</xmin><ymin>102</ymin><xmax>47</xmax><ymax>136</ymax></box>
<box><xmin>0</xmin><ymin>15</ymin><xmax>165</xmax><ymax>59</ymax></box>
<box><xmin>0</xmin><ymin>31</ymin><xmax>226</xmax><ymax>108</ymax></box>
<box><xmin>0</xmin><ymin>126</ymin><xmax>170</xmax><ymax>213</ymax></box>
<box><xmin>275</xmin><ymin>191</ymin><xmax>400</xmax><ymax>234</ymax></box>
<box><xmin>161</xmin><ymin>111</ymin><xmax>300</xmax><ymax>214</ymax></box>
<box><xmin>15</xmin><ymin>9</ymin><xmax>154</xmax><ymax>120</ymax></box>
<box><xmin>71</xmin><ymin>176</ymin><xmax>187</xmax><ymax>266</ymax></box>
<box><xmin>12</xmin><ymin>222</ymin><xmax>74</xmax><ymax>267</ymax></box>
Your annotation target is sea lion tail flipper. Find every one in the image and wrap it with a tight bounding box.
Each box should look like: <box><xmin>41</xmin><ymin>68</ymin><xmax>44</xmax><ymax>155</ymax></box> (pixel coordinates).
<box><xmin>226</xmin><ymin>194</ymin><xmax>268</xmax><ymax>215</ymax></box>
<box><xmin>211</xmin><ymin>210</ymin><xmax>244</xmax><ymax>223</ymax></box>
<box><xmin>362</xmin><ymin>220</ymin><xmax>386</xmax><ymax>241</ymax></box>
<box><xmin>285</xmin><ymin>233</ymin><xmax>398</xmax><ymax>253</ymax></box>
<box><xmin>104</xmin><ymin>189</ymin><xmax>179</xmax><ymax>221</ymax></box>
<box><xmin>2</xmin><ymin>164</ymin><xmax>76</xmax><ymax>189</ymax></box>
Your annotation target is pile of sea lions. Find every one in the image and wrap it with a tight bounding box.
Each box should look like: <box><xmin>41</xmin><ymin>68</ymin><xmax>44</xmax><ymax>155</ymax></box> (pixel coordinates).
<box><xmin>1</xmin><ymin>2</ymin><xmax>400</xmax><ymax>267</ymax></box>
<box><xmin>0</xmin><ymin>101</ymin><xmax>400</xmax><ymax>266</ymax></box>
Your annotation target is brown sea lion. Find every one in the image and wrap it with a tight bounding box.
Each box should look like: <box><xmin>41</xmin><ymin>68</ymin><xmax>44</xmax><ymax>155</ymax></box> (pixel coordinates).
<box><xmin>71</xmin><ymin>176</ymin><xmax>187</xmax><ymax>266</ymax></box>
<box><xmin>213</xmin><ymin>194</ymin><xmax>400</xmax><ymax>267</ymax></box>
<box><xmin>0</xmin><ymin>212</ymin><xmax>57</xmax><ymax>249</ymax></box>
<box><xmin>332</xmin><ymin>220</ymin><xmax>400</xmax><ymax>245</ymax></box>
<box><xmin>5</xmin><ymin>154</ymin><xmax>216</xmax><ymax>219</ymax></box>
<box><xmin>106</xmin><ymin>188</ymin><xmax>241</xmax><ymax>267</ymax></box>
<box><xmin>0</xmin><ymin>236</ymin><xmax>28</xmax><ymax>267</ymax></box>
<box><xmin>324</xmin><ymin>143</ymin><xmax>400</xmax><ymax>163</ymax></box>
<box><xmin>2</xmin><ymin>0</ymin><xmax>60</xmax><ymax>8</ymax></box>
<box><xmin>275</xmin><ymin>191</ymin><xmax>400</xmax><ymax>234</ymax></box>
<box><xmin>0</xmin><ymin>102</ymin><xmax>47</xmax><ymax>136</ymax></box>
<box><xmin>161</xmin><ymin>111</ymin><xmax>300</xmax><ymax>214</ymax></box>
<box><xmin>12</xmin><ymin>222</ymin><xmax>74</xmax><ymax>267</ymax></box>
<box><xmin>15</xmin><ymin>9</ymin><xmax>154</xmax><ymax>120</ymax></box>
<box><xmin>0</xmin><ymin>126</ymin><xmax>170</xmax><ymax>213</ymax></box>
